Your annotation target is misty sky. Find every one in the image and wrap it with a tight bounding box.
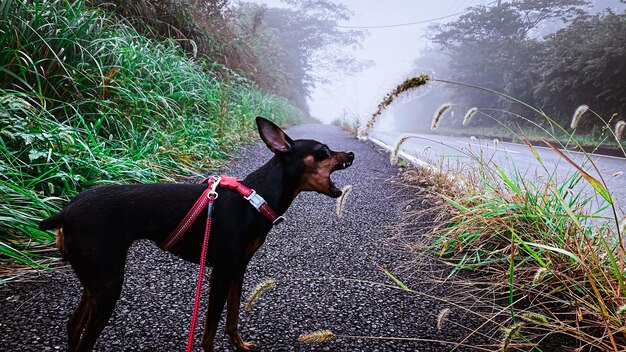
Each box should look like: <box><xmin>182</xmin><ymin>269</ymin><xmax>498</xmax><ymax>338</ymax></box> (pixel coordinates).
<box><xmin>251</xmin><ymin>0</ymin><xmax>623</xmax><ymax>126</ymax></box>
<box><xmin>308</xmin><ymin>0</ymin><xmax>490</xmax><ymax>124</ymax></box>
<box><xmin>251</xmin><ymin>0</ymin><xmax>491</xmax><ymax>124</ymax></box>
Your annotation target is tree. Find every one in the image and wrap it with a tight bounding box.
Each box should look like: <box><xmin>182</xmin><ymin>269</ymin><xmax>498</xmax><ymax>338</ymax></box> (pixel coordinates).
<box><xmin>248</xmin><ymin>0</ymin><xmax>368</xmax><ymax>112</ymax></box>
<box><xmin>533</xmin><ymin>11</ymin><xmax>626</xmax><ymax>130</ymax></box>
<box><xmin>427</xmin><ymin>0</ymin><xmax>588</xmax><ymax>125</ymax></box>
<box><xmin>90</xmin><ymin>0</ymin><xmax>367</xmax><ymax>112</ymax></box>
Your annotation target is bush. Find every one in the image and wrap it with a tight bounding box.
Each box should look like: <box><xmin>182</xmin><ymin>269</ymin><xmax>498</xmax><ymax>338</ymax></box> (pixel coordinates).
<box><xmin>396</xmin><ymin>120</ymin><xmax>625</xmax><ymax>350</ymax></box>
<box><xmin>0</xmin><ymin>0</ymin><xmax>303</xmax><ymax>277</ymax></box>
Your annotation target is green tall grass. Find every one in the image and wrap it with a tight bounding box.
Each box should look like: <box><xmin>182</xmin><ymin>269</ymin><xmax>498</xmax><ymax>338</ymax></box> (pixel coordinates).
<box><xmin>383</xmin><ymin>76</ymin><xmax>626</xmax><ymax>350</ymax></box>
<box><xmin>0</xmin><ymin>0</ymin><xmax>303</xmax><ymax>279</ymax></box>
<box><xmin>400</xmin><ymin>148</ymin><xmax>625</xmax><ymax>350</ymax></box>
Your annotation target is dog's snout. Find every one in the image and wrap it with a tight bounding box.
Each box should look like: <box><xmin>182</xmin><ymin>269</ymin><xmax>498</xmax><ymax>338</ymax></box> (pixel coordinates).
<box><xmin>335</xmin><ymin>151</ymin><xmax>354</xmax><ymax>170</ymax></box>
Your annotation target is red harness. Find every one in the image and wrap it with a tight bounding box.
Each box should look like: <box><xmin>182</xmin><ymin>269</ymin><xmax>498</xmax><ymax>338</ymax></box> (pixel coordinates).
<box><xmin>160</xmin><ymin>175</ymin><xmax>284</xmax><ymax>251</ymax></box>
<box><xmin>158</xmin><ymin>175</ymin><xmax>283</xmax><ymax>352</ymax></box>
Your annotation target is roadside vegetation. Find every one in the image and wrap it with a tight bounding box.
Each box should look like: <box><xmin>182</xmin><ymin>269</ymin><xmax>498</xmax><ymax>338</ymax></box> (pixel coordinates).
<box><xmin>88</xmin><ymin>0</ymin><xmax>368</xmax><ymax>114</ymax></box>
<box><xmin>332</xmin><ymin>115</ymin><xmax>361</xmax><ymax>136</ymax></box>
<box><xmin>372</xmin><ymin>75</ymin><xmax>626</xmax><ymax>350</ymax></box>
<box><xmin>0</xmin><ymin>0</ymin><xmax>365</xmax><ymax>281</ymax></box>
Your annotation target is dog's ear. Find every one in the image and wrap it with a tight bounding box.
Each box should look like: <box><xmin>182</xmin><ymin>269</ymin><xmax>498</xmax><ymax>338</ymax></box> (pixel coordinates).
<box><xmin>256</xmin><ymin>116</ymin><xmax>293</xmax><ymax>154</ymax></box>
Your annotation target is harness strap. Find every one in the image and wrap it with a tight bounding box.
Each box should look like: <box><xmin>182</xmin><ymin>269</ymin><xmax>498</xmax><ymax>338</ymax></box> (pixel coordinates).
<box><xmin>160</xmin><ymin>179</ymin><xmax>215</xmax><ymax>251</ymax></box>
<box><xmin>159</xmin><ymin>175</ymin><xmax>283</xmax><ymax>251</ymax></box>
<box><xmin>158</xmin><ymin>175</ymin><xmax>283</xmax><ymax>351</ymax></box>
<box><xmin>219</xmin><ymin>175</ymin><xmax>284</xmax><ymax>225</ymax></box>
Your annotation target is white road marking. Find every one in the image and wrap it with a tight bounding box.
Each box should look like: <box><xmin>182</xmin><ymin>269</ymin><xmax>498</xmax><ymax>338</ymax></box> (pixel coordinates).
<box><xmin>498</xmin><ymin>141</ymin><xmax>626</xmax><ymax>161</ymax></box>
<box><xmin>369</xmin><ymin>137</ymin><xmax>432</xmax><ymax>169</ymax></box>
<box><xmin>458</xmin><ymin>141</ymin><xmax>521</xmax><ymax>154</ymax></box>
<box><xmin>376</xmin><ymin>131</ymin><xmax>624</xmax><ymax>161</ymax></box>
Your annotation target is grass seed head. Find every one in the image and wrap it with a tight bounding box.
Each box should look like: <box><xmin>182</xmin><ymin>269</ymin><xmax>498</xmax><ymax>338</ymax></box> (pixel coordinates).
<box><xmin>606</xmin><ymin>113</ymin><xmax>618</xmax><ymax>130</ymax></box>
<box><xmin>360</xmin><ymin>74</ymin><xmax>430</xmax><ymax>137</ymax></box>
<box><xmin>299</xmin><ymin>329</ymin><xmax>336</xmax><ymax>343</ymax></box>
<box><xmin>521</xmin><ymin>312</ymin><xmax>548</xmax><ymax>324</ymax></box>
<box><xmin>244</xmin><ymin>279</ymin><xmax>276</xmax><ymax>311</ymax></box>
<box><xmin>391</xmin><ymin>135</ymin><xmax>413</xmax><ymax>165</ymax></box>
<box><xmin>532</xmin><ymin>267</ymin><xmax>549</xmax><ymax>285</ymax></box>
<box><xmin>501</xmin><ymin>322</ymin><xmax>523</xmax><ymax>351</ymax></box>
<box><xmin>432</xmin><ymin>103</ymin><xmax>453</xmax><ymax>131</ymax></box>
<box><xmin>615</xmin><ymin>120</ymin><xmax>626</xmax><ymax>141</ymax></box>
<box><xmin>462</xmin><ymin>107</ymin><xmax>478</xmax><ymax>126</ymax></box>
<box><xmin>437</xmin><ymin>308</ymin><xmax>452</xmax><ymax>330</ymax></box>
<box><xmin>570</xmin><ymin>105</ymin><xmax>589</xmax><ymax>129</ymax></box>
<box><xmin>336</xmin><ymin>185</ymin><xmax>353</xmax><ymax>218</ymax></box>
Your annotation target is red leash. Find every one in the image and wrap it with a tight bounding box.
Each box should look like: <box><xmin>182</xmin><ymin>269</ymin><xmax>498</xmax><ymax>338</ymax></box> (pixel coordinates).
<box><xmin>158</xmin><ymin>175</ymin><xmax>284</xmax><ymax>351</ymax></box>
<box><xmin>185</xmin><ymin>177</ymin><xmax>219</xmax><ymax>352</ymax></box>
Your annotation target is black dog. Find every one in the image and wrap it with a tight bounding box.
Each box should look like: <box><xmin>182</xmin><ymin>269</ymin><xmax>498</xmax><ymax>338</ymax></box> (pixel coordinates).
<box><xmin>39</xmin><ymin>117</ymin><xmax>354</xmax><ymax>351</ymax></box>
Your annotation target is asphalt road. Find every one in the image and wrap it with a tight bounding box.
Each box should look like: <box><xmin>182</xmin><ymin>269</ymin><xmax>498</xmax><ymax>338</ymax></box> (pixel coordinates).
<box><xmin>371</xmin><ymin>130</ymin><xmax>626</xmax><ymax>218</ymax></box>
<box><xmin>0</xmin><ymin>124</ymin><xmax>492</xmax><ymax>351</ymax></box>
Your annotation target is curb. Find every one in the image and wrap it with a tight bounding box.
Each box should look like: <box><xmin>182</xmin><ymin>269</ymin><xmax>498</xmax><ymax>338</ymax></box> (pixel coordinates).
<box><xmin>366</xmin><ymin>136</ymin><xmax>432</xmax><ymax>169</ymax></box>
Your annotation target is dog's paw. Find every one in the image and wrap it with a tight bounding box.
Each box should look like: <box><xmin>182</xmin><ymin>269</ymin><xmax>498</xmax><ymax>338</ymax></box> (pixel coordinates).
<box><xmin>237</xmin><ymin>341</ymin><xmax>258</xmax><ymax>352</ymax></box>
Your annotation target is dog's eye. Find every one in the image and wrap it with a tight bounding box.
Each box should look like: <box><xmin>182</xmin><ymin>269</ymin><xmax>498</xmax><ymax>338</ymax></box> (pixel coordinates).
<box><xmin>315</xmin><ymin>145</ymin><xmax>331</xmax><ymax>160</ymax></box>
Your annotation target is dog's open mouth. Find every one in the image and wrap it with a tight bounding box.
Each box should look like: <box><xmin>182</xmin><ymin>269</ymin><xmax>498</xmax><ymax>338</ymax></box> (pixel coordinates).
<box><xmin>327</xmin><ymin>160</ymin><xmax>353</xmax><ymax>198</ymax></box>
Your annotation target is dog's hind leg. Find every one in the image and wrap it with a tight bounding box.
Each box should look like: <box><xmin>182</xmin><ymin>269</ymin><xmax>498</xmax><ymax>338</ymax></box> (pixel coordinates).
<box><xmin>71</xmin><ymin>245</ymin><xmax>128</xmax><ymax>352</ymax></box>
<box><xmin>225</xmin><ymin>272</ymin><xmax>257</xmax><ymax>351</ymax></box>
<box><xmin>67</xmin><ymin>288</ymin><xmax>92</xmax><ymax>351</ymax></box>
<box><xmin>75</xmin><ymin>286</ymin><xmax>122</xmax><ymax>352</ymax></box>
<box><xmin>74</xmin><ymin>269</ymin><xmax>124</xmax><ymax>352</ymax></box>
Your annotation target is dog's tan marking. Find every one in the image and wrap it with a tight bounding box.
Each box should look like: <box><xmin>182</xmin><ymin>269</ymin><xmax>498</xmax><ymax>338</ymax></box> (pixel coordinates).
<box><xmin>56</xmin><ymin>227</ymin><xmax>66</xmax><ymax>255</ymax></box>
<box><xmin>296</xmin><ymin>155</ymin><xmax>336</xmax><ymax>194</ymax></box>
<box><xmin>225</xmin><ymin>281</ymin><xmax>257</xmax><ymax>351</ymax></box>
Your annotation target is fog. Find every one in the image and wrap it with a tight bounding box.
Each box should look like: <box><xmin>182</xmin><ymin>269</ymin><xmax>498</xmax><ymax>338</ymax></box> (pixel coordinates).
<box><xmin>268</xmin><ymin>0</ymin><xmax>626</xmax><ymax>132</ymax></box>
<box><xmin>308</xmin><ymin>0</ymin><xmax>489</xmax><ymax>126</ymax></box>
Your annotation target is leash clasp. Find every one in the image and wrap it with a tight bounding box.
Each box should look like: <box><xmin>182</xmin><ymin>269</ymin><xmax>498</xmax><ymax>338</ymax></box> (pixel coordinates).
<box><xmin>208</xmin><ymin>175</ymin><xmax>221</xmax><ymax>199</ymax></box>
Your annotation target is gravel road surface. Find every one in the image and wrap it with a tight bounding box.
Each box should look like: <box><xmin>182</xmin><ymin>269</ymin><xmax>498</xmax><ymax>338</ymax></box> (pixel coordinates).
<box><xmin>1</xmin><ymin>123</ymin><xmax>489</xmax><ymax>351</ymax></box>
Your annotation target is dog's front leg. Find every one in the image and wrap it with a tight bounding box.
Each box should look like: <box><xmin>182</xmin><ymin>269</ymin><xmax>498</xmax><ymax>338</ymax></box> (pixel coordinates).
<box><xmin>200</xmin><ymin>269</ymin><xmax>230</xmax><ymax>352</ymax></box>
<box><xmin>225</xmin><ymin>272</ymin><xmax>257</xmax><ymax>351</ymax></box>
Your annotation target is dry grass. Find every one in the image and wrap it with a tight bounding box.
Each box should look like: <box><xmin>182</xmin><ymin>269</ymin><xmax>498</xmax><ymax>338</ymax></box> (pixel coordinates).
<box><xmin>394</xmin><ymin>143</ymin><xmax>626</xmax><ymax>350</ymax></box>
<box><xmin>340</xmin><ymin>63</ymin><xmax>626</xmax><ymax>350</ymax></box>
<box><xmin>244</xmin><ymin>279</ymin><xmax>276</xmax><ymax>311</ymax></box>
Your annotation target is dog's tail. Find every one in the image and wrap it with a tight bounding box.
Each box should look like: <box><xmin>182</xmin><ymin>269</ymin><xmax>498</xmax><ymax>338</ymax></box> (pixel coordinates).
<box><xmin>39</xmin><ymin>211</ymin><xmax>64</xmax><ymax>230</ymax></box>
<box><xmin>40</xmin><ymin>211</ymin><xmax>69</xmax><ymax>260</ymax></box>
